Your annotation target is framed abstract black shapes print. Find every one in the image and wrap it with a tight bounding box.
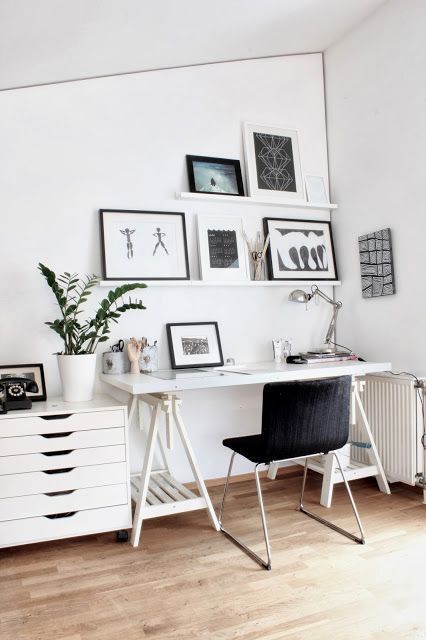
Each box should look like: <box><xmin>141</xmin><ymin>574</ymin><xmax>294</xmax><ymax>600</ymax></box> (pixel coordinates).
<box><xmin>263</xmin><ymin>217</ymin><xmax>338</xmax><ymax>281</ymax></box>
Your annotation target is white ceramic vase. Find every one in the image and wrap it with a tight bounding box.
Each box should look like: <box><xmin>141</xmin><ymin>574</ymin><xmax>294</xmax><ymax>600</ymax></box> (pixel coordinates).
<box><xmin>57</xmin><ymin>354</ymin><xmax>97</xmax><ymax>402</ymax></box>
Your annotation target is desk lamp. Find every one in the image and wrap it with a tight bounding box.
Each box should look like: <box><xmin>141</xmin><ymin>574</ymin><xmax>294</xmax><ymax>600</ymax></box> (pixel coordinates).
<box><xmin>288</xmin><ymin>285</ymin><xmax>342</xmax><ymax>354</ymax></box>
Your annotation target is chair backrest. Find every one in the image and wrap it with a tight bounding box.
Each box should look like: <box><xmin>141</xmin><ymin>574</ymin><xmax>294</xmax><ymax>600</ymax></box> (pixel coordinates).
<box><xmin>261</xmin><ymin>376</ymin><xmax>351</xmax><ymax>461</ymax></box>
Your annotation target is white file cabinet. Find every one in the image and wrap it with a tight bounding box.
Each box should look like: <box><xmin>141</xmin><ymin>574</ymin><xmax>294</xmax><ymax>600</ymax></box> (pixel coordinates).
<box><xmin>0</xmin><ymin>395</ymin><xmax>132</xmax><ymax>548</ymax></box>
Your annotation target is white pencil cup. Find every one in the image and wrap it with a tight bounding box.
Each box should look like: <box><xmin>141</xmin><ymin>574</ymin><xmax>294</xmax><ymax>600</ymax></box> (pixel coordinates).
<box><xmin>139</xmin><ymin>345</ymin><xmax>158</xmax><ymax>373</ymax></box>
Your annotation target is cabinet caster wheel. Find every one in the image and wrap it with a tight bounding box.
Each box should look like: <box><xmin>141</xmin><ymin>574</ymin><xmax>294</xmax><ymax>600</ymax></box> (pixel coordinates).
<box><xmin>116</xmin><ymin>529</ymin><xmax>129</xmax><ymax>543</ymax></box>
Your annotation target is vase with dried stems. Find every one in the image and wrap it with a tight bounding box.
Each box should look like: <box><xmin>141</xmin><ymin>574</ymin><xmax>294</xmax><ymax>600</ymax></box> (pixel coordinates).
<box><xmin>243</xmin><ymin>232</ymin><xmax>270</xmax><ymax>280</ymax></box>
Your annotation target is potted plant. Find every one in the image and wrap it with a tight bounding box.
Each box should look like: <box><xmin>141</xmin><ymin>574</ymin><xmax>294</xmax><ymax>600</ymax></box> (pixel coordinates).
<box><xmin>39</xmin><ymin>263</ymin><xmax>146</xmax><ymax>402</ymax></box>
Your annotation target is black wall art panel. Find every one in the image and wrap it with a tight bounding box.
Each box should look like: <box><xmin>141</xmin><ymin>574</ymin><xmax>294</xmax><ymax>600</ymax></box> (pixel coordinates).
<box><xmin>358</xmin><ymin>228</ymin><xmax>395</xmax><ymax>298</ymax></box>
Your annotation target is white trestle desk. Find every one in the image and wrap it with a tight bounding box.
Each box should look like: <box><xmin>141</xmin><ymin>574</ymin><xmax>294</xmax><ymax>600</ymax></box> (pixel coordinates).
<box><xmin>101</xmin><ymin>360</ymin><xmax>391</xmax><ymax>547</ymax></box>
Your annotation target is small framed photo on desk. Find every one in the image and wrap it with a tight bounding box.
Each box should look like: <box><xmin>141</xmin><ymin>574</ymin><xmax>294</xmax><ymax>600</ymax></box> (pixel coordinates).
<box><xmin>166</xmin><ymin>322</ymin><xmax>224</xmax><ymax>369</ymax></box>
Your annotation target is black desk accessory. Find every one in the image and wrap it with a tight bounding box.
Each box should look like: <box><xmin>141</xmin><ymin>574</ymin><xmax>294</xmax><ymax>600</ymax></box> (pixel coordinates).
<box><xmin>0</xmin><ymin>377</ymin><xmax>38</xmax><ymax>411</ymax></box>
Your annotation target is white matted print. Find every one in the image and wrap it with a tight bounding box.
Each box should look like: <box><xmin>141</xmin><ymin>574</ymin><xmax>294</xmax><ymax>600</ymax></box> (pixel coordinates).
<box><xmin>305</xmin><ymin>175</ymin><xmax>329</xmax><ymax>204</ymax></box>
<box><xmin>243</xmin><ymin>123</ymin><xmax>304</xmax><ymax>200</ymax></box>
<box><xmin>166</xmin><ymin>322</ymin><xmax>224</xmax><ymax>369</ymax></box>
<box><xmin>263</xmin><ymin>218</ymin><xmax>338</xmax><ymax>281</ymax></box>
<box><xmin>100</xmin><ymin>210</ymin><xmax>190</xmax><ymax>280</ymax></box>
<box><xmin>197</xmin><ymin>215</ymin><xmax>250</xmax><ymax>281</ymax></box>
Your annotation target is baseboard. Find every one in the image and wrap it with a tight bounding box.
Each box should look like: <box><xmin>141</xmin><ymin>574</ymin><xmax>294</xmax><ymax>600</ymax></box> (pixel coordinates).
<box><xmin>185</xmin><ymin>463</ymin><xmax>302</xmax><ymax>490</ymax></box>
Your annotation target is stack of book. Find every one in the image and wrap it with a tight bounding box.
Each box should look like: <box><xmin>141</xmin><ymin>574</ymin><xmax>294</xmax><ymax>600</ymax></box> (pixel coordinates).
<box><xmin>290</xmin><ymin>351</ymin><xmax>357</xmax><ymax>364</ymax></box>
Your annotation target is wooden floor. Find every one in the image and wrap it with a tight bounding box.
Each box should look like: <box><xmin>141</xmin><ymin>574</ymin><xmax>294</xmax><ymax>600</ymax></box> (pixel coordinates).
<box><xmin>1</xmin><ymin>470</ymin><xmax>425</xmax><ymax>640</ymax></box>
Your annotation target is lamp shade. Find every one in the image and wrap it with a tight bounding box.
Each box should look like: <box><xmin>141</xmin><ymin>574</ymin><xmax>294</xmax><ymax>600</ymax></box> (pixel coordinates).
<box><xmin>288</xmin><ymin>289</ymin><xmax>311</xmax><ymax>303</ymax></box>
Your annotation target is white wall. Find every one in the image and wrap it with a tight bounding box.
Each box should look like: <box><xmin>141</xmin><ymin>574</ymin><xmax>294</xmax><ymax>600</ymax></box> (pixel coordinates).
<box><xmin>325</xmin><ymin>0</ymin><xmax>426</xmax><ymax>375</ymax></box>
<box><xmin>0</xmin><ymin>54</ymin><xmax>333</xmax><ymax>479</ymax></box>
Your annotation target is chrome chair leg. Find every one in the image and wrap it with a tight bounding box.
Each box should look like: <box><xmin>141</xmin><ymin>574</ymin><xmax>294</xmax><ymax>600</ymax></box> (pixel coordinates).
<box><xmin>299</xmin><ymin>454</ymin><xmax>365</xmax><ymax>544</ymax></box>
<box><xmin>219</xmin><ymin>455</ymin><xmax>272</xmax><ymax>570</ymax></box>
<box><xmin>254</xmin><ymin>463</ymin><xmax>272</xmax><ymax>569</ymax></box>
<box><xmin>219</xmin><ymin>451</ymin><xmax>235</xmax><ymax>525</ymax></box>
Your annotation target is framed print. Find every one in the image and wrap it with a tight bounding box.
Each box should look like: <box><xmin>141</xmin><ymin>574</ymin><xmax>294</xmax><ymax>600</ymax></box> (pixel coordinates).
<box><xmin>243</xmin><ymin>123</ymin><xmax>304</xmax><ymax>200</ymax></box>
<box><xmin>100</xmin><ymin>210</ymin><xmax>190</xmax><ymax>281</ymax></box>
<box><xmin>197</xmin><ymin>215</ymin><xmax>250</xmax><ymax>281</ymax></box>
<box><xmin>166</xmin><ymin>322</ymin><xmax>224</xmax><ymax>369</ymax></box>
<box><xmin>305</xmin><ymin>175</ymin><xmax>329</xmax><ymax>204</ymax></box>
<box><xmin>263</xmin><ymin>218</ymin><xmax>338</xmax><ymax>281</ymax></box>
<box><xmin>186</xmin><ymin>155</ymin><xmax>244</xmax><ymax>196</ymax></box>
<box><xmin>0</xmin><ymin>363</ymin><xmax>47</xmax><ymax>401</ymax></box>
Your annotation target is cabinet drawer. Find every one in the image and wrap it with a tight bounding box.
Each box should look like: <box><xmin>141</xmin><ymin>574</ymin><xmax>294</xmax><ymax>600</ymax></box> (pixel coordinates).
<box><xmin>0</xmin><ymin>410</ymin><xmax>125</xmax><ymax>438</ymax></box>
<box><xmin>0</xmin><ymin>445</ymin><xmax>126</xmax><ymax>475</ymax></box>
<box><xmin>0</xmin><ymin>462</ymin><xmax>128</xmax><ymax>498</ymax></box>
<box><xmin>0</xmin><ymin>427</ymin><xmax>125</xmax><ymax>456</ymax></box>
<box><xmin>0</xmin><ymin>484</ymin><xmax>128</xmax><ymax>521</ymax></box>
<box><xmin>0</xmin><ymin>504</ymin><xmax>132</xmax><ymax>548</ymax></box>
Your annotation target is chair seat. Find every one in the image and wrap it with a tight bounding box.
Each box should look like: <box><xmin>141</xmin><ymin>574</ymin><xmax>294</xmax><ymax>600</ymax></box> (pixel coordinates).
<box><xmin>223</xmin><ymin>434</ymin><xmax>271</xmax><ymax>463</ymax></box>
<box><xmin>223</xmin><ymin>433</ymin><xmax>333</xmax><ymax>464</ymax></box>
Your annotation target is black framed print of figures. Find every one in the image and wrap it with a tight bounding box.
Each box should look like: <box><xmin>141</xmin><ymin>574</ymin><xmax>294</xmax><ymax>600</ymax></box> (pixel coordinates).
<box><xmin>263</xmin><ymin>217</ymin><xmax>338</xmax><ymax>281</ymax></box>
<box><xmin>100</xmin><ymin>210</ymin><xmax>190</xmax><ymax>281</ymax></box>
<box><xmin>186</xmin><ymin>155</ymin><xmax>245</xmax><ymax>196</ymax></box>
<box><xmin>166</xmin><ymin>322</ymin><xmax>224</xmax><ymax>369</ymax></box>
<box><xmin>243</xmin><ymin>123</ymin><xmax>304</xmax><ymax>200</ymax></box>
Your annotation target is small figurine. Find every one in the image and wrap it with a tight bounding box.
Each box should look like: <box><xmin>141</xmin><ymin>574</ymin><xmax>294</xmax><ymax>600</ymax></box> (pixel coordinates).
<box><xmin>127</xmin><ymin>337</ymin><xmax>143</xmax><ymax>374</ymax></box>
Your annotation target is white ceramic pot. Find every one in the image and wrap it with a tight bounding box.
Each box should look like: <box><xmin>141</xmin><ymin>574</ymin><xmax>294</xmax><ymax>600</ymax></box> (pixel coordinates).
<box><xmin>57</xmin><ymin>354</ymin><xmax>97</xmax><ymax>402</ymax></box>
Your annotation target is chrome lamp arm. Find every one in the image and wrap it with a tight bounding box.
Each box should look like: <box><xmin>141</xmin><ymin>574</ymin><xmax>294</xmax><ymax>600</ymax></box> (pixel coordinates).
<box><xmin>288</xmin><ymin>285</ymin><xmax>342</xmax><ymax>352</ymax></box>
<box><xmin>310</xmin><ymin>286</ymin><xmax>342</xmax><ymax>347</ymax></box>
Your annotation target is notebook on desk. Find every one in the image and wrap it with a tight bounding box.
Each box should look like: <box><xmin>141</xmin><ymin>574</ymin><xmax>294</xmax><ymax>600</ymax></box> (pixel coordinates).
<box><xmin>217</xmin><ymin>362</ymin><xmax>281</xmax><ymax>375</ymax></box>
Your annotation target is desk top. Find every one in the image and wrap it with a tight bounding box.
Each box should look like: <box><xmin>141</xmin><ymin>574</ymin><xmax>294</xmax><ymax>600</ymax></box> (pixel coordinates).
<box><xmin>101</xmin><ymin>360</ymin><xmax>391</xmax><ymax>395</ymax></box>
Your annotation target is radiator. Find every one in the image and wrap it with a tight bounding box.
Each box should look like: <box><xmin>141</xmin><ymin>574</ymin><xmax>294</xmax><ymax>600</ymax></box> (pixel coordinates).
<box><xmin>352</xmin><ymin>373</ymin><xmax>422</xmax><ymax>486</ymax></box>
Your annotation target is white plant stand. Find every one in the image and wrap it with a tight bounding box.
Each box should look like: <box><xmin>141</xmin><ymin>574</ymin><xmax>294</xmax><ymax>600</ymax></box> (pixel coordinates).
<box><xmin>267</xmin><ymin>378</ymin><xmax>391</xmax><ymax>507</ymax></box>
<box><xmin>129</xmin><ymin>393</ymin><xmax>220</xmax><ymax>547</ymax></box>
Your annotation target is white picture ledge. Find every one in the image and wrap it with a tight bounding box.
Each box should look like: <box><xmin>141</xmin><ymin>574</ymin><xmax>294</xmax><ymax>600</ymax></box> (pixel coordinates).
<box><xmin>176</xmin><ymin>192</ymin><xmax>338</xmax><ymax>211</ymax></box>
<box><xmin>99</xmin><ymin>280</ymin><xmax>341</xmax><ymax>288</ymax></box>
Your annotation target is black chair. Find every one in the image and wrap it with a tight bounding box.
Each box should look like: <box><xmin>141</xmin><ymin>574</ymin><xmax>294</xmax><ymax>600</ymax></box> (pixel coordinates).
<box><xmin>219</xmin><ymin>376</ymin><xmax>365</xmax><ymax>570</ymax></box>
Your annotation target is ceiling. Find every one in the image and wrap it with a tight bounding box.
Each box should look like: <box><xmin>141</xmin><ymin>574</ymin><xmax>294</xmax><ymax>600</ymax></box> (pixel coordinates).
<box><xmin>0</xmin><ymin>0</ymin><xmax>387</xmax><ymax>90</ymax></box>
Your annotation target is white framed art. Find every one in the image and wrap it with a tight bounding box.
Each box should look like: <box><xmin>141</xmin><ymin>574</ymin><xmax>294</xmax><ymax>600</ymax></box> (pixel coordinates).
<box><xmin>263</xmin><ymin>217</ymin><xmax>338</xmax><ymax>281</ymax></box>
<box><xmin>100</xmin><ymin>209</ymin><xmax>190</xmax><ymax>280</ymax></box>
<box><xmin>243</xmin><ymin>123</ymin><xmax>304</xmax><ymax>200</ymax></box>
<box><xmin>197</xmin><ymin>215</ymin><xmax>250</xmax><ymax>281</ymax></box>
<box><xmin>305</xmin><ymin>175</ymin><xmax>329</xmax><ymax>204</ymax></box>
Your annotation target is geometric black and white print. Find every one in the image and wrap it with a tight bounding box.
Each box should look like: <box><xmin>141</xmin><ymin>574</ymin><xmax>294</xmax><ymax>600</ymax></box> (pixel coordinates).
<box><xmin>358</xmin><ymin>228</ymin><xmax>395</xmax><ymax>298</ymax></box>
<box><xmin>253</xmin><ymin>133</ymin><xmax>296</xmax><ymax>192</ymax></box>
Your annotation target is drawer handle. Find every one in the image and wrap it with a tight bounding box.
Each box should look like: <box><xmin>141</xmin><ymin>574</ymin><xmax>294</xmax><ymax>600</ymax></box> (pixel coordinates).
<box><xmin>41</xmin><ymin>432</ymin><xmax>73</xmax><ymax>439</ymax></box>
<box><xmin>42</xmin><ymin>467</ymin><xmax>75</xmax><ymax>475</ymax></box>
<box><xmin>44</xmin><ymin>511</ymin><xmax>76</xmax><ymax>519</ymax></box>
<box><xmin>42</xmin><ymin>449</ymin><xmax>74</xmax><ymax>457</ymax></box>
<box><xmin>40</xmin><ymin>414</ymin><xmax>72</xmax><ymax>421</ymax></box>
<box><xmin>45</xmin><ymin>489</ymin><xmax>75</xmax><ymax>497</ymax></box>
